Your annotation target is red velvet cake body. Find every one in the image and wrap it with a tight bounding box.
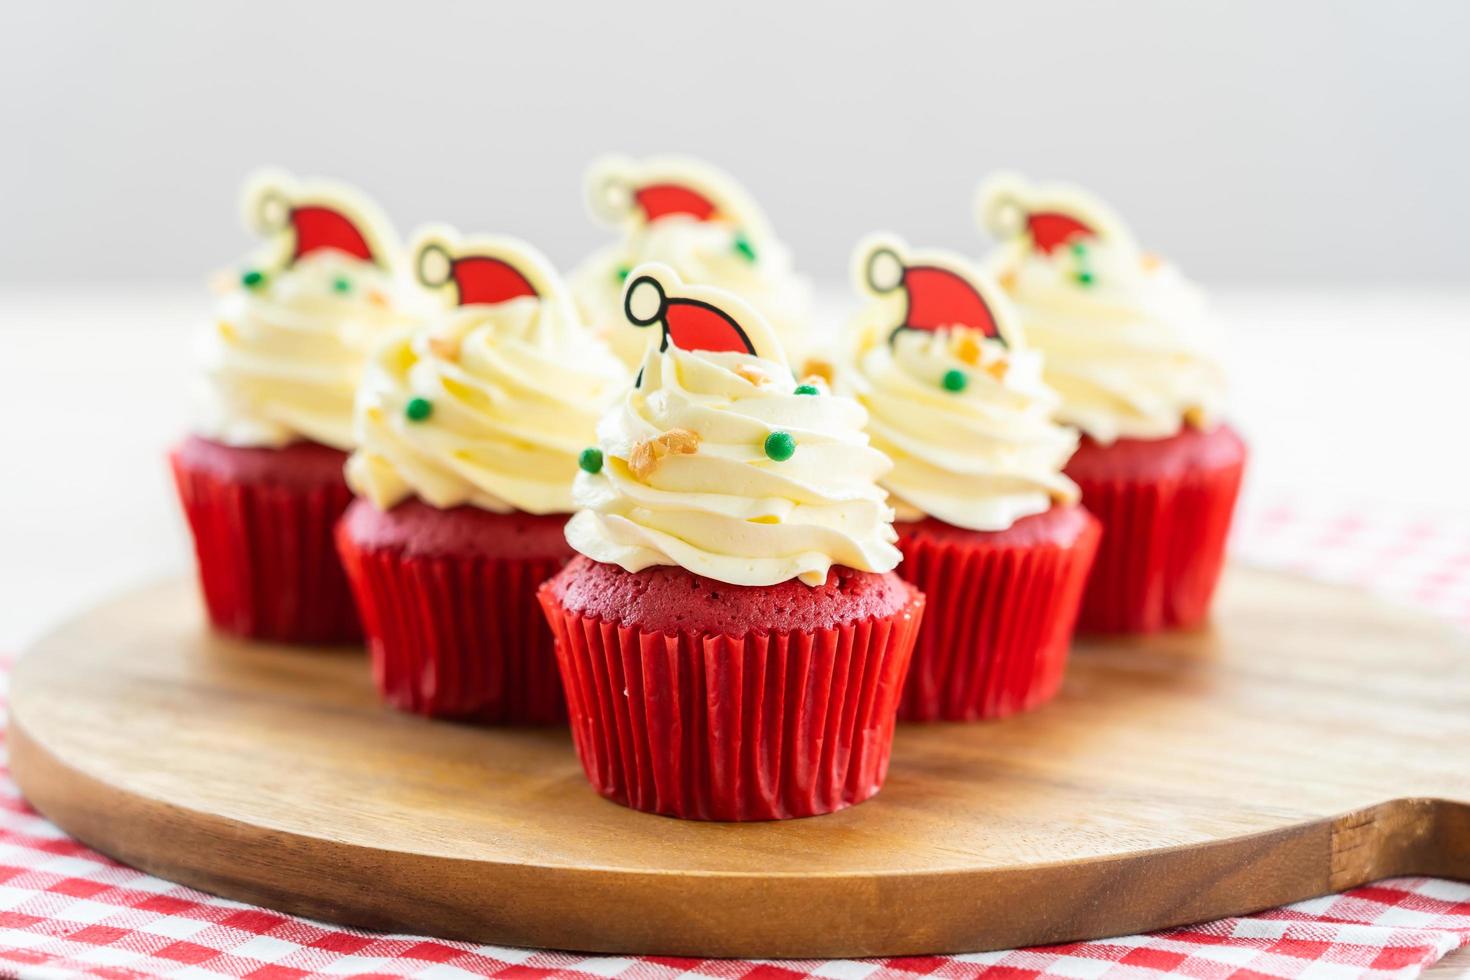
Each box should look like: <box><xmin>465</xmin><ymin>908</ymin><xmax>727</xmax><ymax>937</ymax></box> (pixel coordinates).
<box><xmin>1065</xmin><ymin>423</ymin><xmax>1246</xmax><ymax>634</ymax></box>
<box><xmin>170</xmin><ymin>435</ymin><xmax>360</xmax><ymax>644</ymax></box>
<box><xmin>336</xmin><ymin>498</ymin><xmax>573</xmax><ymax>724</ymax></box>
<box><xmin>539</xmin><ymin>558</ymin><xmax>925</xmax><ymax>821</ymax></box>
<box><xmin>893</xmin><ymin>504</ymin><xmax>1100</xmax><ymax>722</ymax></box>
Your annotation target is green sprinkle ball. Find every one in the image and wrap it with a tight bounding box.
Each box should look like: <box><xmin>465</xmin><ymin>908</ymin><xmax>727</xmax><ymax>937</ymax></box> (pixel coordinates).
<box><xmin>405</xmin><ymin>397</ymin><xmax>433</xmax><ymax>422</ymax></box>
<box><xmin>764</xmin><ymin>430</ymin><xmax>796</xmax><ymax>462</ymax></box>
<box><xmin>941</xmin><ymin>369</ymin><xmax>968</xmax><ymax>393</ymax></box>
<box><xmin>794</xmin><ymin>383</ymin><xmax>820</xmax><ymax>396</ymax></box>
<box><xmin>732</xmin><ymin>233</ymin><xmax>757</xmax><ymax>263</ymax></box>
<box><xmin>1070</xmin><ymin>241</ymin><xmax>1088</xmax><ymax>257</ymax></box>
<box><xmin>1075</xmin><ymin>270</ymin><xmax>1095</xmax><ymax>286</ymax></box>
<box><xmin>578</xmin><ymin>447</ymin><xmax>604</xmax><ymax>474</ymax></box>
<box><xmin>616</xmin><ymin>265</ymin><xmax>631</xmax><ymax>282</ymax></box>
<box><xmin>332</xmin><ymin>276</ymin><xmax>352</xmax><ymax>294</ymax></box>
<box><xmin>241</xmin><ymin>269</ymin><xmax>266</xmax><ymax>289</ymax></box>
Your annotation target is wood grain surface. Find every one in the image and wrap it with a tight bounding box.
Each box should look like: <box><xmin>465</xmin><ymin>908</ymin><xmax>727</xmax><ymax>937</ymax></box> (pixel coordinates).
<box><xmin>9</xmin><ymin>569</ymin><xmax>1470</xmax><ymax>958</ymax></box>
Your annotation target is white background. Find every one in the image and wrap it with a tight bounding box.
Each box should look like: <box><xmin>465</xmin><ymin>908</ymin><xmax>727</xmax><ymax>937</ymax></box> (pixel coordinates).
<box><xmin>2</xmin><ymin>0</ymin><xmax>1468</xmax><ymax>284</ymax></box>
<box><xmin>1</xmin><ymin>1</ymin><xmax>1469</xmax><ymax>650</ymax></box>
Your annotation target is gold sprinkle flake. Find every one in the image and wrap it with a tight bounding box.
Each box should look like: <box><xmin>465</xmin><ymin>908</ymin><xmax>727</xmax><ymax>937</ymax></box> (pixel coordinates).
<box><xmin>365</xmin><ymin>290</ymin><xmax>390</xmax><ymax>309</ymax></box>
<box><xmin>734</xmin><ymin>363</ymin><xmax>769</xmax><ymax>387</ymax></box>
<box><xmin>1141</xmin><ymin>252</ymin><xmax>1163</xmax><ymax>272</ymax></box>
<box><xmin>801</xmin><ymin>358</ymin><xmax>834</xmax><ymax>385</ymax></box>
<box><xmin>985</xmin><ymin>357</ymin><xmax>1009</xmax><ymax>381</ymax></box>
<box><xmin>427</xmin><ymin>334</ymin><xmax>460</xmax><ymax>360</ymax></box>
<box><xmin>628</xmin><ymin>428</ymin><xmax>702</xmax><ymax>479</ymax></box>
<box><xmin>216</xmin><ymin>321</ymin><xmax>238</xmax><ymax>343</ymax></box>
<box><xmin>950</xmin><ymin>328</ymin><xmax>985</xmax><ymax>366</ymax></box>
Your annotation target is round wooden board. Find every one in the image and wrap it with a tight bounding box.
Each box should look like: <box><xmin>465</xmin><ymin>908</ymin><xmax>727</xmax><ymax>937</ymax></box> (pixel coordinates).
<box><xmin>10</xmin><ymin>570</ymin><xmax>1470</xmax><ymax>958</ymax></box>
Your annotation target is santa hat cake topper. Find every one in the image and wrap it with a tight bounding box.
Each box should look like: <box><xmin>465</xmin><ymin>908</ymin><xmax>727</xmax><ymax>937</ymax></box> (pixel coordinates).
<box><xmin>240</xmin><ymin>169</ymin><xmax>399</xmax><ymax>272</ymax></box>
<box><xmin>585</xmin><ymin>155</ymin><xmax>775</xmax><ymax>245</ymax></box>
<box><xmin>411</xmin><ymin>225</ymin><xmax>575</xmax><ymax>317</ymax></box>
<box><xmin>976</xmin><ymin>172</ymin><xmax>1137</xmax><ymax>257</ymax></box>
<box><xmin>622</xmin><ymin>263</ymin><xmax>785</xmax><ymax>372</ymax></box>
<box><xmin>854</xmin><ymin>235</ymin><xmax>1017</xmax><ymax>348</ymax></box>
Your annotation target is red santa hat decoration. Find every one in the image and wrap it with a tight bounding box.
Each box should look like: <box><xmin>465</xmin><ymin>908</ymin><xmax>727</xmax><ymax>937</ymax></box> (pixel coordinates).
<box><xmin>976</xmin><ymin>172</ymin><xmax>1137</xmax><ymax>257</ymax></box>
<box><xmin>411</xmin><ymin>226</ymin><xmax>579</xmax><ymax>327</ymax></box>
<box><xmin>241</xmin><ymin>169</ymin><xmax>399</xmax><ymax>271</ymax></box>
<box><xmin>622</xmin><ymin>263</ymin><xmax>785</xmax><ymax>372</ymax></box>
<box><xmin>854</xmin><ymin>235</ymin><xmax>1016</xmax><ymax>348</ymax></box>
<box><xmin>585</xmin><ymin>155</ymin><xmax>775</xmax><ymax>245</ymax></box>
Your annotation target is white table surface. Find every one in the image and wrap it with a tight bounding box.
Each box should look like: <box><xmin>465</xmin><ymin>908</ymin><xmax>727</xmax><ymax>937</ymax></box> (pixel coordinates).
<box><xmin>1</xmin><ymin>285</ymin><xmax>1468</xmax><ymax>975</ymax></box>
<box><xmin>2</xmin><ymin>285</ymin><xmax>1469</xmax><ymax>653</ymax></box>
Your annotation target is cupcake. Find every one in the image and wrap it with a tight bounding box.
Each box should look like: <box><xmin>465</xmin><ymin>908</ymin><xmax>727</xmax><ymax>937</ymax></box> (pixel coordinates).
<box><xmin>571</xmin><ymin>155</ymin><xmax>813</xmax><ymax>370</ymax></box>
<box><xmin>540</xmin><ymin>264</ymin><xmax>924</xmax><ymax>820</ymax></box>
<box><xmin>172</xmin><ymin>170</ymin><xmax>416</xmax><ymax>644</ymax></box>
<box><xmin>337</xmin><ymin>228</ymin><xmax>626</xmax><ymax>723</ymax></box>
<box><xmin>978</xmin><ymin>173</ymin><xmax>1245</xmax><ymax>633</ymax></box>
<box><xmin>844</xmin><ymin>236</ymin><xmax>1100</xmax><ymax>721</ymax></box>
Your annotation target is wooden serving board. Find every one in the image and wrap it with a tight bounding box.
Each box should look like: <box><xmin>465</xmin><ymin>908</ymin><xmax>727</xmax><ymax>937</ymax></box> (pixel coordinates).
<box><xmin>10</xmin><ymin>570</ymin><xmax>1470</xmax><ymax>958</ymax></box>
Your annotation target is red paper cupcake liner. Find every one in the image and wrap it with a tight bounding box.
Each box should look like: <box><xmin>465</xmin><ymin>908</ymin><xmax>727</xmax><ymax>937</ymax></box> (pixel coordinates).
<box><xmin>539</xmin><ymin>584</ymin><xmax>925</xmax><ymax>821</ymax></box>
<box><xmin>1066</xmin><ymin>424</ymin><xmax>1247</xmax><ymax>633</ymax></box>
<box><xmin>169</xmin><ymin>442</ymin><xmax>360</xmax><ymax>644</ymax></box>
<box><xmin>336</xmin><ymin>503</ymin><xmax>570</xmax><ymax>724</ymax></box>
<box><xmin>893</xmin><ymin>505</ymin><xmax>1100</xmax><ymax>722</ymax></box>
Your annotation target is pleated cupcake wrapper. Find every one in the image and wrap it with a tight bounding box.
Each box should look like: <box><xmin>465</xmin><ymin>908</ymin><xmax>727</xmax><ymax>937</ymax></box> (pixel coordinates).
<box><xmin>336</xmin><ymin>528</ymin><xmax>569</xmax><ymax>725</ymax></box>
<box><xmin>169</xmin><ymin>451</ymin><xmax>361</xmax><ymax>644</ymax></box>
<box><xmin>1073</xmin><ymin>456</ymin><xmax>1246</xmax><ymax>634</ymax></box>
<box><xmin>539</xmin><ymin>588</ymin><xmax>925</xmax><ymax>821</ymax></box>
<box><xmin>894</xmin><ymin>515</ymin><xmax>1101</xmax><ymax>722</ymax></box>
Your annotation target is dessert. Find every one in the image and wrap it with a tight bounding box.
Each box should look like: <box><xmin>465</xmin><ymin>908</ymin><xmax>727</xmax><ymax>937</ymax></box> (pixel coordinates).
<box><xmin>846</xmin><ymin>236</ymin><xmax>1100</xmax><ymax>720</ymax></box>
<box><xmin>171</xmin><ymin>170</ymin><xmax>414</xmax><ymax>643</ymax></box>
<box><xmin>978</xmin><ymin>173</ymin><xmax>1245</xmax><ymax>632</ymax></box>
<box><xmin>540</xmin><ymin>263</ymin><xmax>923</xmax><ymax>819</ymax></box>
<box><xmin>572</xmin><ymin>155</ymin><xmax>813</xmax><ymax>369</ymax></box>
<box><xmin>337</xmin><ymin>227</ymin><xmax>625</xmax><ymax>722</ymax></box>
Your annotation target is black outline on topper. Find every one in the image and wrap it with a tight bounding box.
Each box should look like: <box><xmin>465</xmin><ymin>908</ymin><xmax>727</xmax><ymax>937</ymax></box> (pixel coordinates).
<box><xmin>246</xmin><ymin>174</ymin><xmax>392</xmax><ymax>271</ymax></box>
<box><xmin>415</xmin><ymin>241</ymin><xmax>540</xmax><ymax>307</ymax></box>
<box><xmin>865</xmin><ymin>246</ymin><xmax>1007</xmax><ymax>349</ymax></box>
<box><xmin>286</xmin><ymin>203</ymin><xmax>387</xmax><ymax>270</ymax></box>
<box><xmin>624</xmin><ymin>274</ymin><xmax>758</xmax><ymax>387</ymax></box>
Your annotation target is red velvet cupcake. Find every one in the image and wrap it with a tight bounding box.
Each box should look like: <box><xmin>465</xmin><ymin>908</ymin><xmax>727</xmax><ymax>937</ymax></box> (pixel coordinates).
<box><xmin>979</xmin><ymin>173</ymin><xmax>1244</xmax><ymax>633</ymax></box>
<box><xmin>337</xmin><ymin>500</ymin><xmax>572</xmax><ymax>722</ymax></box>
<box><xmin>175</xmin><ymin>171</ymin><xmax>412</xmax><ymax>643</ymax></box>
<box><xmin>338</xmin><ymin>228</ymin><xmax>625</xmax><ymax>723</ymax></box>
<box><xmin>542</xmin><ymin>558</ymin><xmax>921</xmax><ymax>820</ymax></box>
<box><xmin>847</xmin><ymin>236</ymin><xmax>1098</xmax><ymax>721</ymax></box>
<box><xmin>1065</xmin><ymin>424</ymin><xmax>1246</xmax><ymax>632</ymax></box>
<box><xmin>172</xmin><ymin>435</ymin><xmax>359</xmax><ymax>643</ymax></box>
<box><xmin>893</xmin><ymin>507</ymin><xmax>1098</xmax><ymax>720</ymax></box>
<box><xmin>545</xmin><ymin>264</ymin><xmax>921</xmax><ymax>820</ymax></box>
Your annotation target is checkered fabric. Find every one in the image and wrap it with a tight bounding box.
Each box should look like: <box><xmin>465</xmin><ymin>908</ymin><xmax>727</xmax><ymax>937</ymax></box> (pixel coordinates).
<box><xmin>1</xmin><ymin>494</ymin><xmax>1467</xmax><ymax>979</ymax></box>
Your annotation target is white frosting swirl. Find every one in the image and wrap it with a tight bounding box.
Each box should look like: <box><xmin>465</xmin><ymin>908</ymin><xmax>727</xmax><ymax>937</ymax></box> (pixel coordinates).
<box><xmin>573</xmin><ymin>217</ymin><xmax>812</xmax><ymax>369</ymax></box>
<box><xmin>990</xmin><ymin>241</ymin><xmax>1226</xmax><ymax>444</ymax></box>
<box><xmin>565</xmin><ymin>343</ymin><xmax>901</xmax><ymax>587</ymax></box>
<box><xmin>346</xmin><ymin>297</ymin><xmax>626</xmax><ymax>515</ymax></box>
<box><xmin>844</xmin><ymin>308</ymin><xmax>1079</xmax><ymax>531</ymax></box>
<box><xmin>196</xmin><ymin>251</ymin><xmax>418</xmax><ymax>450</ymax></box>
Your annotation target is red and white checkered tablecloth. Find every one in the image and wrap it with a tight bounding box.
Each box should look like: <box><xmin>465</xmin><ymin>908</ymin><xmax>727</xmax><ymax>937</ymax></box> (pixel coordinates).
<box><xmin>1</xmin><ymin>494</ymin><xmax>1468</xmax><ymax>980</ymax></box>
